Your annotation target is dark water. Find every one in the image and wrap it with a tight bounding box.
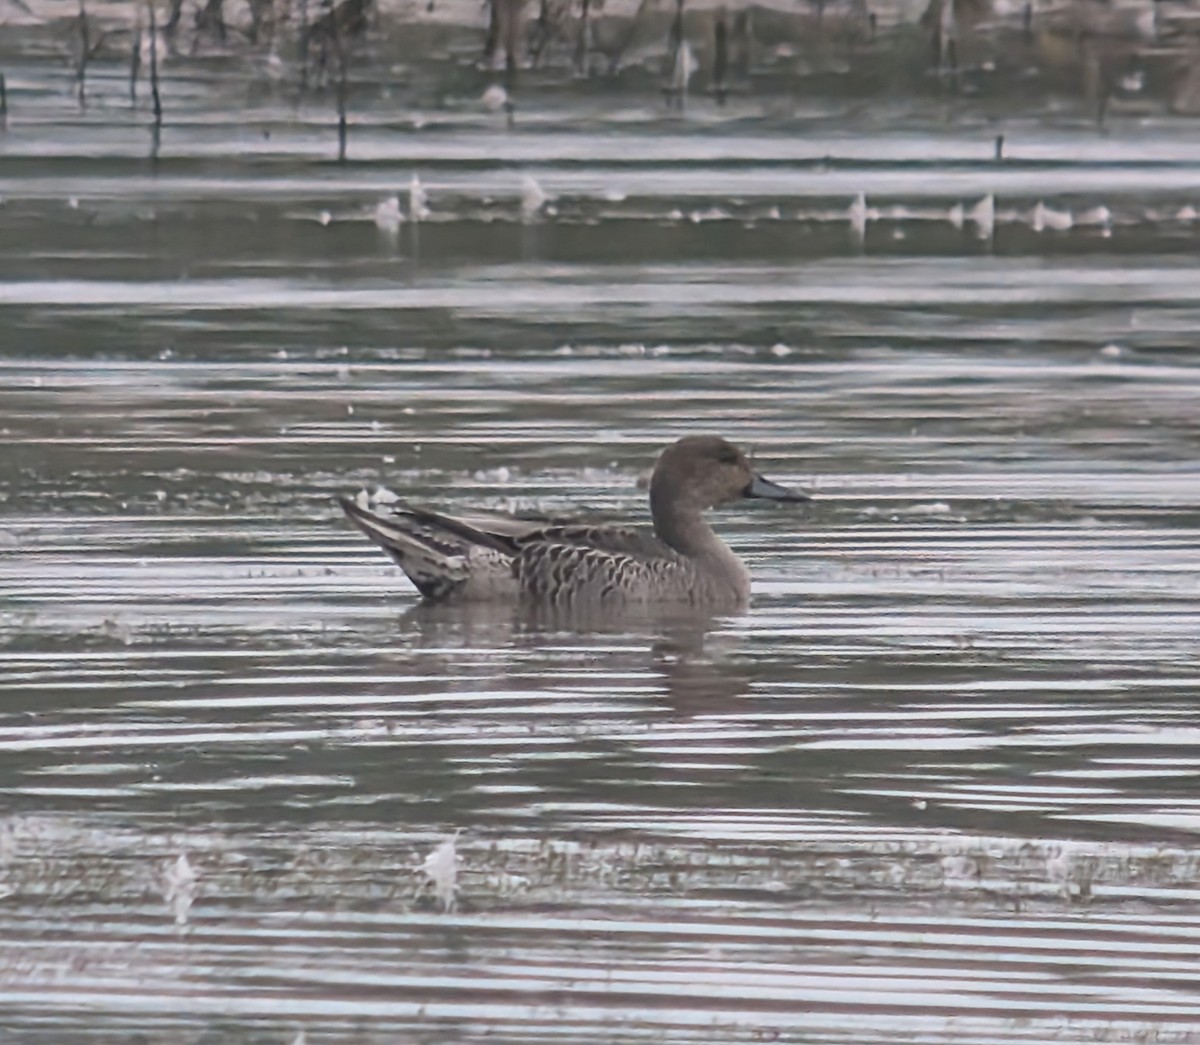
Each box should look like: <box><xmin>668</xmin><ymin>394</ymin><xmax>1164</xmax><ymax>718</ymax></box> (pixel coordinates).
<box><xmin>2</xmin><ymin>41</ymin><xmax>1200</xmax><ymax>1045</ymax></box>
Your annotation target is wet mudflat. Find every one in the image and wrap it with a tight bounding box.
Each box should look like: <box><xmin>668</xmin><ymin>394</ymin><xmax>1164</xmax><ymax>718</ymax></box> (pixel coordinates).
<box><xmin>2</xmin><ymin>40</ymin><xmax>1200</xmax><ymax>1045</ymax></box>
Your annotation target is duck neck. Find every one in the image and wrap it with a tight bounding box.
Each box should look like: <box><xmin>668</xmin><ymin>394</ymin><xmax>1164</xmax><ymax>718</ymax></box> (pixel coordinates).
<box><xmin>653</xmin><ymin>496</ymin><xmax>714</xmax><ymax>555</ymax></box>
<box><xmin>651</xmin><ymin>490</ymin><xmax>751</xmax><ymax>603</ymax></box>
<box><xmin>652</xmin><ymin>493</ymin><xmax>736</xmax><ymax>562</ymax></box>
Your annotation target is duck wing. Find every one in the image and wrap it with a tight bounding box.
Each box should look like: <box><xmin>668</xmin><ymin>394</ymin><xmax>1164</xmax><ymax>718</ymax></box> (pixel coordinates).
<box><xmin>342</xmin><ymin>499</ymin><xmax>684</xmax><ymax>604</ymax></box>
<box><xmin>418</xmin><ymin>507</ymin><xmax>576</xmax><ymax>544</ymax></box>
<box><xmin>505</xmin><ymin>521</ymin><xmax>695</xmax><ymax>604</ymax></box>
<box><xmin>511</xmin><ymin>523</ymin><xmax>677</xmax><ymax>562</ymax></box>
<box><xmin>404</xmin><ymin>504</ymin><xmax>679</xmax><ymax>564</ymax></box>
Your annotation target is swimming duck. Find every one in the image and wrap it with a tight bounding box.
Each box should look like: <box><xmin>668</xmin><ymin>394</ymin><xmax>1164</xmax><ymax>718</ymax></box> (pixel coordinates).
<box><xmin>339</xmin><ymin>435</ymin><xmax>808</xmax><ymax>608</ymax></box>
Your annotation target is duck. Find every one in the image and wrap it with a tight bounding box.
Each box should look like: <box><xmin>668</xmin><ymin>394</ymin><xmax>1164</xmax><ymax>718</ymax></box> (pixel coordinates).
<box><xmin>339</xmin><ymin>435</ymin><xmax>808</xmax><ymax>609</ymax></box>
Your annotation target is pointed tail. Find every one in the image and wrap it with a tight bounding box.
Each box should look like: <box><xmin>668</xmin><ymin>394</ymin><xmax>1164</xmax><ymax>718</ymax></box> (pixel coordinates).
<box><xmin>338</xmin><ymin>496</ymin><xmax>471</xmax><ymax>600</ymax></box>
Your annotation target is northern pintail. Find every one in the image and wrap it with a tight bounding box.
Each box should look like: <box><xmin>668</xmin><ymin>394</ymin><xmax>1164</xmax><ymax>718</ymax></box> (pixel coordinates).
<box><xmin>339</xmin><ymin>435</ymin><xmax>808</xmax><ymax>608</ymax></box>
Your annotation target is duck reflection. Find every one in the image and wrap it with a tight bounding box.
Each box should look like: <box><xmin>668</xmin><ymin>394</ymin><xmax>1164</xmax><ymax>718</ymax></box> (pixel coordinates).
<box><xmin>393</xmin><ymin>598</ymin><xmax>753</xmax><ymax>714</ymax></box>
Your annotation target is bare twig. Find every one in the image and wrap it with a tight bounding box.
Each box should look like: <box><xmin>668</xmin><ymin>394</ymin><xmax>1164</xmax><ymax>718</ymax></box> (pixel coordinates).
<box><xmin>76</xmin><ymin>0</ymin><xmax>90</xmax><ymax>109</ymax></box>
<box><xmin>130</xmin><ymin>7</ymin><xmax>142</xmax><ymax>104</ymax></box>
<box><xmin>713</xmin><ymin>9</ymin><xmax>728</xmax><ymax>104</ymax></box>
<box><xmin>163</xmin><ymin>0</ymin><xmax>184</xmax><ymax>42</ymax></box>
<box><xmin>573</xmin><ymin>0</ymin><xmax>591</xmax><ymax>76</ymax></box>
<box><xmin>608</xmin><ymin>0</ymin><xmax>655</xmax><ymax>75</ymax></box>
<box><xmin>663</xmin><ymin>0</ymin><xmax>687</xmax><ymax>110</ymax></box>
<box><xmin>73</xmin><ymin>0</ymin><xmax>115</xmax><ymax>110</ymax></box>
<box><xmin>299</xmin><ymin>0</ymin><xmax>309</xmax><ymax>89</ymax></box>
<box><xmin>529</xmin><ymin>0</ymin><xmax>550</xmax><ymax>69</ymax></box>
<box><xmin>193</xmin><ymin>0</ymin><xmax>227</xmax><ymax>52</ymax></box>
<box><xmin>332</xmin><ymin>3</ymin><xmax>347</xmax><ymax>162</ymax></box>
<box><xmin>482</xmin><ymin>0</ymin><xmax>499</xmax><ymax>67</ymax></box>
<box><xmin>500</xmin><ymin>0</ymin><xmax>520</xmax><ymax>77</ymax></box>
<box><xmin>149</xmin><ymin>0</ymin><xmax>163</xmax><ymax>160</ymax></box>
<box><xmin>247</xmin><ymin>0</ymin><xmax>274</xmax><ymax>46</ymax></box>
<box><xmin>336</xmin><ymin>72</ymin><xmax>348</xmax><ymax>162</ymax></box>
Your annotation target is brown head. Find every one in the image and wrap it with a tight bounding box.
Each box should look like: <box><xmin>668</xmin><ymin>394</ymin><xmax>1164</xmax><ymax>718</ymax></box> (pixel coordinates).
<box><xmin>648</xmin><ymin>436</ymin><xmax>808</xmax><ymax>526</ymax></box>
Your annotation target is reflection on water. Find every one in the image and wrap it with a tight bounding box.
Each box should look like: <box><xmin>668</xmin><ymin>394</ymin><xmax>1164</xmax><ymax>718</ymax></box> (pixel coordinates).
<box><xmin>397</xmin><ymin>599</ymin><xmax>752</xmax><ymax>710</ymax></box>
<box><xmin>2</xmin><ymin>38</ymin><xmax>1200</xmax><ymax>1045</ymax></box>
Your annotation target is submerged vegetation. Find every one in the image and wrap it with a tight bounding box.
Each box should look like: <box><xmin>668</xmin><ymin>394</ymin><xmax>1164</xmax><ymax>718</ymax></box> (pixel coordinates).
<box><xmin>3</xmin><ymin>0</ymin><xmax>1200</xmax><ymax>133</ymax></box>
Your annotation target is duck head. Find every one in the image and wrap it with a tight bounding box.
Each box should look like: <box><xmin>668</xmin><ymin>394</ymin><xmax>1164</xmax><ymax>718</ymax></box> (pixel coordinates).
<box><xmin>649</xmin><ymin>435</ymin><xmax>809</xmax><ymax>515</ymax></box>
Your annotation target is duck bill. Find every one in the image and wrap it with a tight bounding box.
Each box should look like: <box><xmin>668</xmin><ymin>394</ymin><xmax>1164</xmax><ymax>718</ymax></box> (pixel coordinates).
<box><xmin>744</xmin><ymin>473</ymin><xmax>809</xmax><ymax>502</ymax></box>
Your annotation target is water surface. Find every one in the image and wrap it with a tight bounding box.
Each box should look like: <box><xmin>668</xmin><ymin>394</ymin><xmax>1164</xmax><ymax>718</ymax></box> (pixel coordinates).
<box><xmin>2</xmin><ymin>42</ymin><xmax>1200</xmax><ymax>1045</ymax></box>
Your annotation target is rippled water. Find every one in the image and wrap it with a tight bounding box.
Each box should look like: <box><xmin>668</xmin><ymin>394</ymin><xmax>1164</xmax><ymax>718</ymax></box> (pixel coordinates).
<box><xmin>3</xmin><ymin>41</ymin><xmax>1200</xmax><ymax>1044</ymax></box>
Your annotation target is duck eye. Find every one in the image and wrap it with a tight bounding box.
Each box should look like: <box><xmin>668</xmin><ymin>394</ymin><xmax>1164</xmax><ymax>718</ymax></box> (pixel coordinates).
<box><xmin>717</xmin><ymin>448</ymin><xmax>740</xmax><ymax>465</ymax></box>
